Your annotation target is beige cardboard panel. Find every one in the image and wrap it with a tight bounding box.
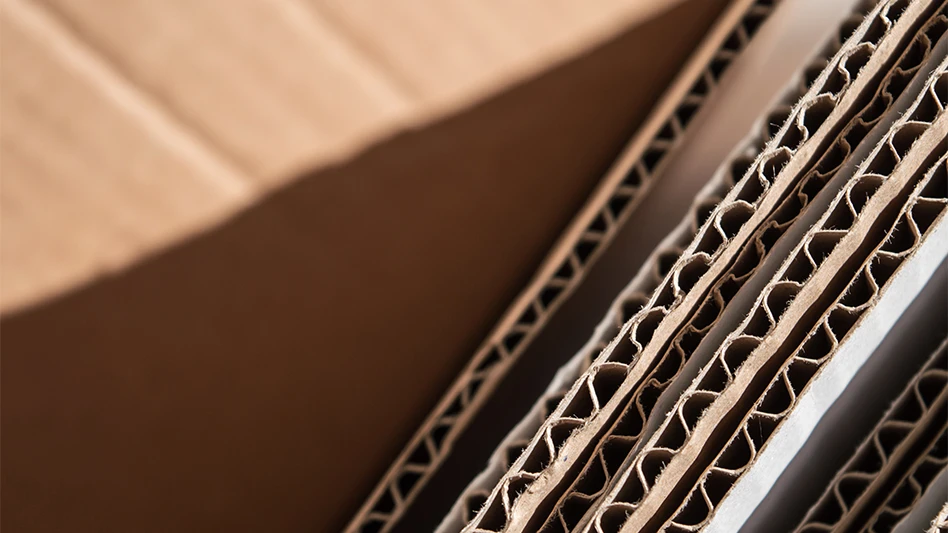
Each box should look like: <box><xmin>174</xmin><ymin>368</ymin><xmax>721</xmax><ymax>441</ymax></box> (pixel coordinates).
<box><xmin>0</xmin><ymin>0</ymin><xmax>249</xmax><ymax>318</ymax></box>
<box><xmin>37</xmin><ymin>0</ymin><xmax>412</xmax><ymax>180</ymax></box>
<box><xmin>0</xmin><ymin>0</ymin><xmax>720</xmax><ymax>316</ymax></box>
<box><xmin>313</xmin><ymin>0</ymin><xmax>529</xmax><ymax>99</ymax></box>
<box><xmin>313</xmin><ymin>0</ymin><xmax>680</xmax><ymax>105</ymax></box>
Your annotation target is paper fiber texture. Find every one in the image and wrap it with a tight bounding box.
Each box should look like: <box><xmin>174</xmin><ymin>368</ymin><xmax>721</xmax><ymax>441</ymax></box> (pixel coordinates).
<box><xmin>889</xmin><ymin>467</ymin><xmax>948</xmax><ymax>533</ymax></box>
<box><xmin>931</xmin><ymin>503</ymin><xmax>948</xmax><ymax>532</ymax></box>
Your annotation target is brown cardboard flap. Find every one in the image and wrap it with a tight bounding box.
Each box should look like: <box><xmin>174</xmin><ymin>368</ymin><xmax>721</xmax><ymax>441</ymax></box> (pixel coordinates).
<box><xmin>0</xmin><ymin>0</ymin><xmax>688</xmax><ymax>314</ymax></box>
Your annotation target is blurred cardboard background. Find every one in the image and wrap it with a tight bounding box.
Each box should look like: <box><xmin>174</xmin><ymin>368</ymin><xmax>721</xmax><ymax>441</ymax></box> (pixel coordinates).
<box><xmin>1</xmin><ymin>0</ymin><xmax>693</xmax><ymax>314</ymax></box>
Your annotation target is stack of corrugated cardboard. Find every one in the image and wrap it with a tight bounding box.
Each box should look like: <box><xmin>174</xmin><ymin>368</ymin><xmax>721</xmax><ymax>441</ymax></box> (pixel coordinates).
<box><xmin>3</xmin><ymin>1</ymin><xmax>946</xmax><ymax>532</ymax></box>
<box><xmin>414</xmin><ymin>1</ymin><xmax>948</xmax><ymax>532</ymax></box>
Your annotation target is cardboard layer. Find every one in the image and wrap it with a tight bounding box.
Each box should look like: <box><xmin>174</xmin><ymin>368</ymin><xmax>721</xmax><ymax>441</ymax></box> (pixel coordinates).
<box><xmin>537</xmin><ymin>10</ymin><xmax>948</xmax><ymax>532</ymax></box>
<box><xmin>415</xmin><ymin>0</ymin><xmax>861</xmax><ymax>523</ymax></box>
<box><xmin>443</xmin><ymin>3</ymin><xmax>881</xmax><ymax>526</ymax></box>
<box><xmin>462</xmin><ymin>2</ymin><xmax>935</xmax><ymax>530</ymax></box>
<box><xmin>700</xmin><ymin>161</ymin><xmax>948</xmax><ymax>533</ymax></box>
<box><xmin>586</xmin><ymin>55</ymin><xmax>948</xmax><ymax>533</ymax></box>
<box><xmin>349</xmin><ymin>0</ymin><xmax>762</xmax><ymax>531</ymax></box>
<box><xmin>7</xmin><ymin>1</ymin><xmax>947</xmax><ymax>533</ymax></box>
<box><xmin>445</xmin><ymin>96</ymin><xmax>763</xmax><ymax>531</ymax></box>
<box><xmin>0</xmin><ymin>0</ymin><xmax>687</xmax><ymax>313</ymax></box>
<box><xmin>867</xmin><ymin>437</ymin><xmax>948</xmax><ymax>533</ymax></box>
<box><xmin>438</xmin><ymin>0</ymin><xmax>849</xmax><ymax>526</ymax></box>
<box><xmin>892</xmin><ymin>469</ymin><xmax>948</xmax><ymax>533</ymax></box>
<box><xmin>737</xmin><ymin>259</ymin><xmax>947</xmax><ymax>533</ymax></box>
<box><xmin>793</xmin><ymin>340</ymin><xmax>948</xmax><ymax>532</ymax></box>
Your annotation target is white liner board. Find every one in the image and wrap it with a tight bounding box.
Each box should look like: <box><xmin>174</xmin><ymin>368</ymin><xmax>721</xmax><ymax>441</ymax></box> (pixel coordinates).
<box><xmin>703</xmin><ymin>212</ymin><xmax>948</xmax><ymax>533</ymax></box>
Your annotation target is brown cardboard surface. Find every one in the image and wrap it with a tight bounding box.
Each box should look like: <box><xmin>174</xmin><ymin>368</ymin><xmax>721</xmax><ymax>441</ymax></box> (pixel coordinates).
<box><xmin>0</xmin><ymin>2</ymin><xmax>732</xmax><ymax>532</ymax></box>
<box><xmin>33</xmin><ymin>0</ymin><xmax>411</xmax><ymax>180</ymax></box>
<box><xmin>0</xmin><ymin>0</ymin><xmax>687</xmax><ymax>313</ymax></box>
<box><xmin>588</xmin><ymin>62</ymin><xmax>948</xmax><ymax>533</ymax></box>
<box><xmin>0</xmin><ymin>0</ymin><xmax>253</xmax><ymax>317</ymax></box>
<box><xmin>311</xmin><ymin>0</ymin><xmax>686</xmax><ymax>107</ymax></box>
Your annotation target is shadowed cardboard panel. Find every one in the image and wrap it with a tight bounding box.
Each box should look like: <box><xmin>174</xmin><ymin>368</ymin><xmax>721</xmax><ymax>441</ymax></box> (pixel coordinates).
<box><xmin>0</xmin><ymin>1</ymin><xmax>730</xmax><ymax>532</ymax></box>
<box><xmin>0</xmin><ymin>0</ymin><xmax>683</xmax><ymax>314</ymax></box>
